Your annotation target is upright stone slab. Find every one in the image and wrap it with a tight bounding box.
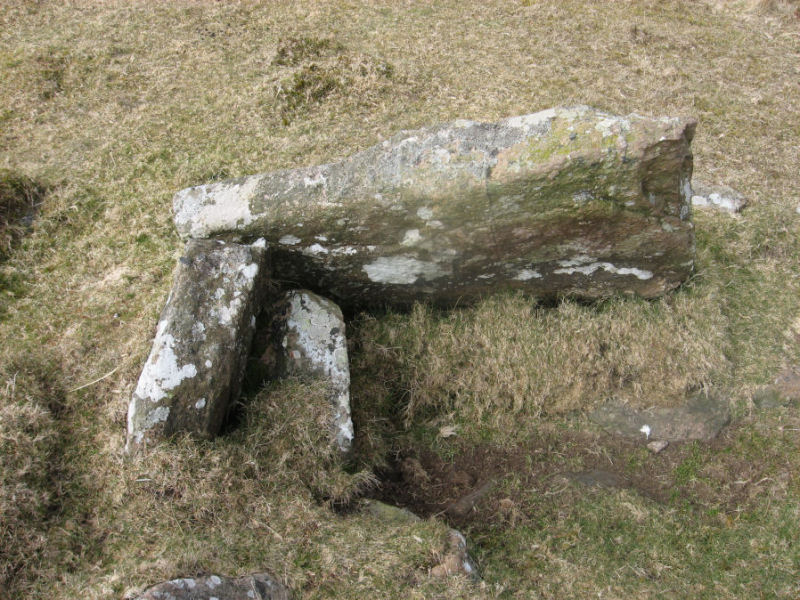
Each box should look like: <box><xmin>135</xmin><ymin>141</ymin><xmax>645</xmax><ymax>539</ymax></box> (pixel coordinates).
<box><xmin>257</xmin><ymin>290</ymin><xmax>353</xmax><ymax>452</ymax></box>
<box><xmin>173</xmin><ymin>106</ymin><xmax>697</xmax><ymax>309</ymax></box>
<box><xmin>126</xmin><ymin>239</ymin><xmax>269</xmax><ymax>453</ymax></box>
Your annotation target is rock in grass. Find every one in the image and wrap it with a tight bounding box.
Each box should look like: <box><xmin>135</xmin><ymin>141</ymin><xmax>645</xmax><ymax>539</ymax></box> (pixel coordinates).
<box><xmin>361</xmin><ymin>500</ymin><xmax>479</xmax><ymax>580</ymax></box>
<box><xmin>589</xmin><ymin>394</ymin><xmax>730</xmax><ymax>442</ymax></box>
<box><xmin>691</xmin><ymin>180</ymin><xmax>746</xmax><ymax>213</ymax></box>
<box><xmin>256</xmin><ymin>290</ymin><xmax>353</xmax><ymax>452</ymax></box>
<box><xmin>174</xmin><ymin>106</ymin><xmax>697</xmax><ymax>309</ymax></box>
<box><xmin>134</xmin><ymin>572</ymin><xmax>290</xmax><ymax>600</ymax></box>
<box><xmin>126</xmin><ymin>239</ymin><xmax>268</xmax><ymax>453</ymax></box>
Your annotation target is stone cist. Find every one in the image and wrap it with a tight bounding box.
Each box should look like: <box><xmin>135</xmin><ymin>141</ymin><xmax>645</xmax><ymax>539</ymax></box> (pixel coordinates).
<box><xmin>126</xmin><ymin>105</ymin><xmax>697</xmax><ymax>454</ymax></box>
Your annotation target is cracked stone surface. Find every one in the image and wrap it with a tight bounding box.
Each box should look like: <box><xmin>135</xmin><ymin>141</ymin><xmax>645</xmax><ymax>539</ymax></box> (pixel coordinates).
<box><xmin>173</xmin><ymin>106</ymin><xmax>697</xmax><ymax>309</ymax></box>
<box><xmin>133</xmin><ymin>572</ymin><xmax>290</xmax><ymax>600</ymax></box>
<box><xmin>126</xmin><ymin>239</ymin><xmax>269</xmax><ymax>453</ymax></box>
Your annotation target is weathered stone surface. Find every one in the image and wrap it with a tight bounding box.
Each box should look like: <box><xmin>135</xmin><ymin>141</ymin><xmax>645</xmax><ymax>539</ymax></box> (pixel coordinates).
<box><xmin>133</xmin><ymin>572</ymin><xmax>290</xmax><ymax>600</ymax></box>
<box><xmin>126</xmin><ymin>239</ymin><xmax>269</xmax><ymax>453</ymax></box>
<box><xmin>256</xmin><ymin>290</ymin><xmax>353</xmax><ymax>452</ymax></box>
<box><xmin>173</xmin><ymin>106</ymin><xmax>696</xmax><ymax>309</ymax></box>
<box><xmin>589</xmin><ymin>394</ymin><xmax>731</xmax><ymax>442</ymax></box>
<box><xmin>691</xmin><ymin>180</ymin><xmax>747</xmax><ymax>213</ymax></box>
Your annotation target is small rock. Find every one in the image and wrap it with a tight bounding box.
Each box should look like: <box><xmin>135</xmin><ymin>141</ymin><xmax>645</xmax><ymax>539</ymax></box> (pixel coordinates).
<box><xmin>691</xmin><ymin>181</ymin><xmax>747</xmax><ymax>213</ymax></box>
<box><xmin>362</xmin><ymin>499</ymin><xmax>421</xmax><ymax>525</ymax></box>
<box><xmin>647</xmin><ymin>440</ymin><xmax>669</xmax><ymax>453</ymax></box>
<box><xmin>430</xmin><ymin>529</ymin><xmax>479</xmax><ymax>580</ymax></box>
<box><xmin>362</xmin><ymin>500</ymin><xmax>479</xmax><ymax>581</ymax></box>
<box><xmin>589</xmin><ymin>394</ymin><xmax>730</xmax><ymax>442</ymax></box>
<box><xmin>133</xmin><ymin>572</ymin><xmax>290</xmax><ymax>600</ymax></box>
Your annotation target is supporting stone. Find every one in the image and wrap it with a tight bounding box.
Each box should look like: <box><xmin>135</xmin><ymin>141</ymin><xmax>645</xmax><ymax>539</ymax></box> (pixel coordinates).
<box><xmin>133</xmin><ymin>572</ymin><xmax>290</xmax><ymax>600</ymax></box>
<box><xmin>256</xmin><ymin>290</ymin><xmax>353</xmax><ymax>452</ymax></box>
<box><xmin>126</xmin><ymin>239</ymin><xmax>269</xmax><ymax>453</ymax></box>
<box><xmin>173</xmin><ymin>106</ymin><xmax>697</xmax><ymax>309</ymax></box>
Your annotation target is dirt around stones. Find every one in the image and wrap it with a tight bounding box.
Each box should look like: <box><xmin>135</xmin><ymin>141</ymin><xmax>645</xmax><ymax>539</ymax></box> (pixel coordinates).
<box><xmin>371</xmin><ymin>420</ymin><xmax>779</xmax><ymax>535</ymax></box>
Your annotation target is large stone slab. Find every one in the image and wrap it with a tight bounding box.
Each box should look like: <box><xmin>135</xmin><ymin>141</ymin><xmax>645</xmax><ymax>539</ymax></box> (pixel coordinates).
<box><xmin>133</xmin><ymin>572</ymin><xmax>290</xmax><ymax>600</ymax></box>
<box><xmin>174</xmin><ymin>106</ymin><xmax>696</xmax><ymax>309</ymax></box>
<box><xmin>126</xmin><ymin>239</ymin><xmax>269</xmax><ymax>453</ymax></box>
<box><xmin>255</xmin><ymin>290</ymin><xmax>353</xmax><ymax>452</ymax></box>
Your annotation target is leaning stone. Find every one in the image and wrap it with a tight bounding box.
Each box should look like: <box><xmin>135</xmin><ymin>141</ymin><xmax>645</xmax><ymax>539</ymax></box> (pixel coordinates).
<box><xmin>173</xmin><ymin>106</ymin><xmax>697</xmax><ymax>309</ymax></box>
<box><xmin>133</xmin><ymin>572</ymin><xmax>290</xmax><ymax>600</ymax></box>
<box><xmin>691</xmin><ymin>180</ymin><xmax>747</xmax><ymax>213</ymax></box>
<box><xmin>257</xmin><ymin>290</ymin><xmax>353</xmax><ymax>452</ymax></box>
<box><xmin>126</xmin><ymin>239</ymin><xmax>269</xmax><ymax>453</ymax></box>
<box><xmin>589</xmin><ymin>394</ymin><xmax>730</xmax><ymax>442</ymax></box>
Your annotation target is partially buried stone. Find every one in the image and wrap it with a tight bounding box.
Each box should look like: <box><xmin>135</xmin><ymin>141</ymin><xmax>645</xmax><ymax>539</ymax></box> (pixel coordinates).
<box><xmin>126</xmin><ymin>239</ymin><xmax>269</xmax><ymax>453</ymax></box>
<box><xmin>256</xmin><ymin>289</ymin><xmax>353</xmax><ymax>452</ymax></box>
<box><xmin>691</xmin><ymin>180</ymin><xmax>747</xmax><ymax>213</ymax></box>
<box><xmin>173</xmin><ymin>106</ymin><xmax>697</xmax><ymax>309</ymax></box>
<box><xmin>133</xmin><ymin>572</ymin><xmax>290</xmax><ymax>600</ymax></box>
<box><xmin>589</xmin><ymin>393</ymin><xmax>730</xmax><ymax>442</ymax></box>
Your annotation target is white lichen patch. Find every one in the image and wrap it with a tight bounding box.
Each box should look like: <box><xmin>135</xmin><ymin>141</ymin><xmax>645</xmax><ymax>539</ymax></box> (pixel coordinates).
<box><xmin>401</xmin><ymin>229</ymin><xmax>423</xmax><ymax>246</ymax></box>
<box><xmin>145</xmin><ymin>405</ymin><xmax>170</xmax><ymax>428</ymax></box>
<box><xmin>417</xmin><ymin>206</ymin><xmax>434</xmax><ymax>220</ymax></box>
<box><xmin>303</xmin><ymin>171</ymin><xmax>327</xmax><ymax>188</ymax></box>
<box><xmin>279</xmin><ymin>234</ymin><xmax>301</xmax><ymax>245</ymax></box>
<box><xmin>191</xmin><ymin>321</ymin><xmax>206</xmax><ymax>341</ymax></box>
<box><xmin>172</xmin><ymin>175</ymin><xmax>261</xmax><ymax>239</ymax></box>
<box><xmin>554</xmin><ymin>256</ymin><xmax>653</xmax><ymax>280</ymax></box>
<box><xmin>514</xmin><ymin>269</ymin><xmax>542</xmax><ymax>281</ymax></box>
<box><xmin>501</xmin><ymin>107</ymin><xmax>558</xmax><ymax>134</ymax></box>
<box><xmin>133</xmin><ymin>322</ymin><xmax>198</xmax><ymax>404</ymax></box>
<box><xmin>303</xmin><ymin>243</ymin><xmax>329</xmax><ymax>256</ymax></box>
<box><xmin>330</xmin><ymin>245</ymin><xmax>358</xmax><ymax>256</ymax></box>
<box><xmin>363</xmin><ymin>256</ymin><xmax>448</xmax><ymax>284</ymax></box>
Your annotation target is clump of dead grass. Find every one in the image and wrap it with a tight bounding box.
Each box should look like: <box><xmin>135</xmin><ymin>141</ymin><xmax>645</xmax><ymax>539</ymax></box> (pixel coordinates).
<box><xmin>352</xmin><ymin>291</ymin><xmax>730</xmax><ymax>437</ymax></box>
<box><xmin>272</xmin><ymin>35</ymin><xmax>395</xmax><ymax>123</ymax></box>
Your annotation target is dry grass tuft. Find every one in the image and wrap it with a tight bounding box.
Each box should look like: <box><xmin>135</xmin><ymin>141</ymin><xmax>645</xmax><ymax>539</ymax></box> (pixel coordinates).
<box><xmin>0</xmin><ymin>353</ymin><xmax>64</xmax><ymax>595</ymax></box>
<box><xmin>352</xmin><ymin>291</ymin><xmax>730</xmax><ymax>438</ymax></box>
<box><xmin>0</xmin><ymin>169</ymin><xmax>45</xmax><ymax>259</ymax></box>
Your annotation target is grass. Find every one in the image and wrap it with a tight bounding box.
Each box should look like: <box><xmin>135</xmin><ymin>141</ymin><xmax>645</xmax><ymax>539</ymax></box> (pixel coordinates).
<box><xmin>1</xmin><ymin>0</ymin><xmax>800</xmax><ymax>598</ymax></box>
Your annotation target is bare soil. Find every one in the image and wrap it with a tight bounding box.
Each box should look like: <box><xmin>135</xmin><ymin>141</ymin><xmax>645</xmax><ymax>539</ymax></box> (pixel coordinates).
<box><xmin>372</xmin><ymin>419</ymin><xmax>793</xmax><ymax>533</ymax></box>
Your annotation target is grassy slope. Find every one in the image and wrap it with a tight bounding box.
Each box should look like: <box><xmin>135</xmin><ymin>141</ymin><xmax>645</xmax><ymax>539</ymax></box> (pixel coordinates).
<box><xmin>1</xmin><ymin>0</ymin><xmax>799</xmax><ymax>598</ymax></box>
